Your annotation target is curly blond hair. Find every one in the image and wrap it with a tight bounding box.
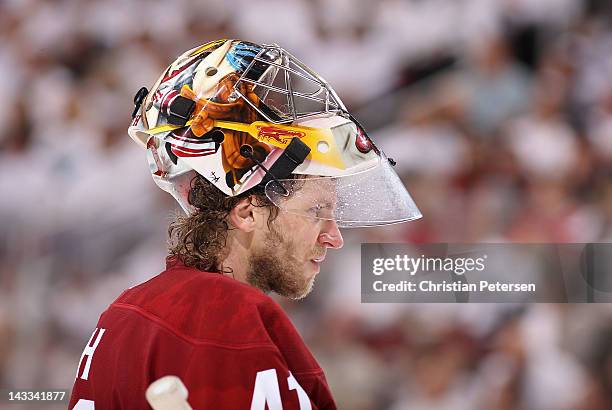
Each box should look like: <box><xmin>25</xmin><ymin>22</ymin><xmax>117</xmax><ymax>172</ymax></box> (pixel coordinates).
<box><xmin>168</xmin><ymin>174</ymin><xmax>279</xmax><ymax>273</ymax></box>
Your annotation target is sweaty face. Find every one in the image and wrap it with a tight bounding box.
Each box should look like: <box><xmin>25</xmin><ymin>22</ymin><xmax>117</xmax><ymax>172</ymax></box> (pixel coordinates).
<box><xmin>246</xmin><ymin>183</ymin><xmax>343</xmax><ymax>299</ymax></box>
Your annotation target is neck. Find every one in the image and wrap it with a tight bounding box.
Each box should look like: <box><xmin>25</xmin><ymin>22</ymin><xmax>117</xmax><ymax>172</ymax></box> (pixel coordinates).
<box><xmin>218</xmin><ymin>230</ymin><xmax>252</xmax><ymax>284</ymax></box>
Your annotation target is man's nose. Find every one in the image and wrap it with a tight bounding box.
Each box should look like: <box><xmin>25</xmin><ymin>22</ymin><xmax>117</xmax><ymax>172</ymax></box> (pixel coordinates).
<box><xmin>318</xmin><ymin>220</ymin><xmax>344</xmax><ymax>249</ymax></box>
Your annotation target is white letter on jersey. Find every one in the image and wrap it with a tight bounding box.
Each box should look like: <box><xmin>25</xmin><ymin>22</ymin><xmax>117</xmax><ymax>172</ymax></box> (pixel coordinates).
<box><xmin>288</xmin><ymin>372</ymin><xmax>312</xmax><ymax>410</ymax></box>
<box><xmin>72</xmin><ymin>399</ymin><xmax>95</xmax><ymax>409</ymax></box>
<box><xmin>250</xmin><ymin>369</ymin><xmax>283</xmax><ymax>410</ymax></box>
<box><xmin>76</xmin><ymin>328</ymin><xmax>106</xmax><ymax>381</ymax></box>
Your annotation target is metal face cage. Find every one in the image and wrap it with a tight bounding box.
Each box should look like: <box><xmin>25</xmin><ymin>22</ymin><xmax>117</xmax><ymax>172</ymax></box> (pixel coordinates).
<box><xmin>233</xmin><ymin>44</ymin><xmax>347</xmax><ymax>124</ymax></box>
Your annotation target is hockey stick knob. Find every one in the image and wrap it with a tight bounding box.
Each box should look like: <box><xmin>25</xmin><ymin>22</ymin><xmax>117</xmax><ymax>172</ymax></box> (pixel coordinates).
<box><xmin>146</xmin><ymin>375</ymin><xmax>193</xmax><ymax>410</ymax></box>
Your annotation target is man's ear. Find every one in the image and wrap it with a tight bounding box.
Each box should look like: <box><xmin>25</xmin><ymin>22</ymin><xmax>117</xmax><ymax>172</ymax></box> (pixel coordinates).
<box><xmin>228</xmin><ymin>197</ymin><xmax>257</xmax><ymax>232</ymax></box>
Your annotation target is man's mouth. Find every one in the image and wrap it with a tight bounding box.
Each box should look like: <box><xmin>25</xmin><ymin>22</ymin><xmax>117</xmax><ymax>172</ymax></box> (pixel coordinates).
<box><xmin>311</xmin><ymin>255</ymin><xmax>326</xmax><ymax>263</ymax></box>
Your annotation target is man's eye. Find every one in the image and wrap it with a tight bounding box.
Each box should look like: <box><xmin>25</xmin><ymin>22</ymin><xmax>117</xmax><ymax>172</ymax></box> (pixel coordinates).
<box><xmin>308</xmin><ymin>204</ymin><xmax>322</xmax><ymax>215</ymax></box>
<box><xmin>308</xmin><ymin>204</ymin><xmax>333</xmax><ymax>218</ymax></box>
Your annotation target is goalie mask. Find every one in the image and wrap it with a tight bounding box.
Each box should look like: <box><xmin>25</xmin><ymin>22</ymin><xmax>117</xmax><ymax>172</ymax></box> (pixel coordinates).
<box><xmin>128</xmin><ymin>39</ymin><xmax>421</xmax><ymax>227</ymax></box>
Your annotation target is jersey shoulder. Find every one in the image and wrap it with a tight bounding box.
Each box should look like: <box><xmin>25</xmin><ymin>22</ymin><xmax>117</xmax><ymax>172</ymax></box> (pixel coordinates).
<box><xmin>107</xmin><ymin>260</ymin><xmax>292</xmax><ymax>348</ymax></box>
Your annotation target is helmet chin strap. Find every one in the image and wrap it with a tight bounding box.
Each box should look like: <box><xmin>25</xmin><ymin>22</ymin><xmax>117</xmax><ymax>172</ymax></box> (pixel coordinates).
<box><xmin>240</xmin><ymin>137</ymin><xmax>311</xmax><ymax>196</ymax></box>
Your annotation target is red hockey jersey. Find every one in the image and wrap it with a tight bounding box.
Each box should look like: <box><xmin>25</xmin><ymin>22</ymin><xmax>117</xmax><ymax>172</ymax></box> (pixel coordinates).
<box><xmin>69</xmin><ymin>258</ymin><xmax>337</xmax><ymax>409</ymax></box>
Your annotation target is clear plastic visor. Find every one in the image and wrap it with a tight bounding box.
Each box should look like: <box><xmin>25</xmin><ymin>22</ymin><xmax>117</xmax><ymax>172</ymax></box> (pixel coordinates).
<box><xmin>265</xmin><ymin>154</ymin><xmax>422</xmax><ymax>228</ymax></box>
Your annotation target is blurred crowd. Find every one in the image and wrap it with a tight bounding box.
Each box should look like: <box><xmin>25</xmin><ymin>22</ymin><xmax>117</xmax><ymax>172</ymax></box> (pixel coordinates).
<box><xmin>1</xmin><ymin>0</ymin><xmax>612</xmax><ymax>409</ymax></box>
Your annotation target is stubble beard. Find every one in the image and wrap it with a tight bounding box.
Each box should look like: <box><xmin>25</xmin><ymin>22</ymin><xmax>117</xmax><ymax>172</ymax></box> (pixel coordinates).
<box><xmin>247</xmin><ymin>223</ymin><xmax>320</xmax><ymax>300</ymax></box>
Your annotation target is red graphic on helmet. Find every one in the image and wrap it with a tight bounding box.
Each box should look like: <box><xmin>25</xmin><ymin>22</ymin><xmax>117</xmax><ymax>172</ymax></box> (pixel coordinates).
<box><xmin>168</xmin><ymin>128</ymin><xmax>218</xmax><ymax>158</ymax></box>
<box><xmin>256</xmin><ymin>126</ymin><xmax>305</xmax><ymax>145</ymax></box>
<box><xmin>355</xmin><ymin>126</ymin><xmax>374</xmax><ymax>154</ymax></box>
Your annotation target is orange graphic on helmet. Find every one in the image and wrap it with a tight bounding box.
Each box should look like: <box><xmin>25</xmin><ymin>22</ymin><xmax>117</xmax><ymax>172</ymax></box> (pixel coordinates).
<box><xmin>179</xmin><ymin>73</ymin><xmax>270</xmax><ymax>190</ymax></box>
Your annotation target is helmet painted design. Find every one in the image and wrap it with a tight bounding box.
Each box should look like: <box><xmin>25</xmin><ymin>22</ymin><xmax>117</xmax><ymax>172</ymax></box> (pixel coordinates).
<box><xmin>129</xmin><ymin>39</ymin><xmax>421</xmax><ymax>227</ymax></box>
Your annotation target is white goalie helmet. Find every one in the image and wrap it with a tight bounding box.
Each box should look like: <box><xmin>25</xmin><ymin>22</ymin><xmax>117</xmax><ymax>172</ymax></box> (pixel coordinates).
<box><xmin>128</xmin><ymin>39</ymin><xmax>421</xmax><ymax>227</ymax></box>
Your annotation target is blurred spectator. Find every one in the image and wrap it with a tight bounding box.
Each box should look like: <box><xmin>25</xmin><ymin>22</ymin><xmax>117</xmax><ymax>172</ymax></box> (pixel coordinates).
<box><xmin>461</xmin><ymin>35</ymin><xmax>532</xmax><ymax>135</ymax></box>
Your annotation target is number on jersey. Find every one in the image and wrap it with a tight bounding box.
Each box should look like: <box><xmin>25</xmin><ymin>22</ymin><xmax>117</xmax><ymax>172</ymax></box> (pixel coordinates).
<box><xmin>250</xmin><ymin>369</ymin><xmax>311</xmax><ymax>410</ymax></box>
